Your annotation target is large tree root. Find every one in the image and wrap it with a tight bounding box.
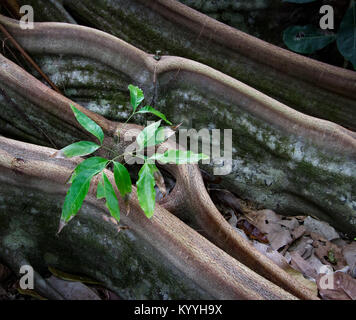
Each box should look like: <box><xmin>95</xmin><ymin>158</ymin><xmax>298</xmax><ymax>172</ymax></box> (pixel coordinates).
<box><xmin>0</xmin><ymin>49</ymin><xmax>318</xmax><ymax>299</ymax></box>
<box><xmin>15</xmin><ymin>0</ymin><xmax>356</xmax><ymax>130</ymax></box>
<box><xmin>0</xmin><ymin>16</ymin><xmax>355</xmax><ymax>237</ymax></box>
<box><xmin>0</xmin><ymin>16</ymin><xmax>354</xmax><ymax>299</ymax></box>
<box><xmin>0</xmin><ymin>136</ymin><xmax>300</xmax><ymax>300</ymax></box>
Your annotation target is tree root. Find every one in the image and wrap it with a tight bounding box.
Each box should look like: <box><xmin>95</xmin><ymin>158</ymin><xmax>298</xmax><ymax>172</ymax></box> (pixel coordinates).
<box><xmin>0</xmin><ymin>136</ymin><xmax>296</xmax><ymax>300</ymax></box>
<box><xmin>0</xmin><ymin>47</ymin><xmax>321</xmax><ymax>299</ymax></box>
<box><xmin>24</xmin><ymin>0</ymin><xmax>356</xmax><ymax>130</ymax></box>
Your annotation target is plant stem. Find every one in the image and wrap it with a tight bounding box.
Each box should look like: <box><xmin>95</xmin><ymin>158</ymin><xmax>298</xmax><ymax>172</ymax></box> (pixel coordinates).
<box><xmin>101</xmin><ymin>145</ymin><xmax>116</xmax><ymax>154</ymax></box>
<box><xmin>125</xmin><ymin>112</ymin><xmax>136</xmax><ymax>124</ymax></box>
<box><xmin>110</xmin><ymin>151</ymin><xmax>135</xmax><ymax>163</ymax></box>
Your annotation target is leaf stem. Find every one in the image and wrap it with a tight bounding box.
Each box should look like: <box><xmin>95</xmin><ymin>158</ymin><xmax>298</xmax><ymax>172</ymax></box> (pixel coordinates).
<box><xmin>110</xmin><ymin>151</ymin><xmax>136</xmax><ymax>163</ymax></box>
<box><xmin>125</xmin><ymin>112</ymin><xmax>136</xmax><ymax>124</ymax></box>
<box><xmin>101</xmin><ymin>145</ymin><xmax>117</xmax><ymax>155</ymax></box>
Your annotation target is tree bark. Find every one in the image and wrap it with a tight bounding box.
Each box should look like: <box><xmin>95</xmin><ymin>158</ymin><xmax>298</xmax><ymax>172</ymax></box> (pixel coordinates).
<box><xmin>1</xmin><ymin>5</ymin><xmax>354</xmax><ymax>299</ymax></box>
<box><xmin>18</xmin><ymin>0</ymin><xmax>356</xmax><ymax>130</ymax></box>
<box><xmin>0</xmin><ymin>47</ymin><xmax>318</xmax><ymax>299</ymax></box>
<box><xmin>0</xmin><ymin>16</ymin><xmax>355</xmax><ymax>238</ymax></box>
<box><xmin>0</xmin><ymin>136</ymin><xmax>298</xmax><ymax>300</ymax></box>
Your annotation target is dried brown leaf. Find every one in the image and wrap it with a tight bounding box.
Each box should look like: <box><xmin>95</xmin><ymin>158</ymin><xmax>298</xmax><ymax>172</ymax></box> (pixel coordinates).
<box><xmin>311</xmin><ymin>232</ymin><xmax>347</xmax><ymax>270</ymax></box>
<box><xmin>317</xmin><ymin>272</ymin><xmax>356</xmax><ymax>300</ymax></box>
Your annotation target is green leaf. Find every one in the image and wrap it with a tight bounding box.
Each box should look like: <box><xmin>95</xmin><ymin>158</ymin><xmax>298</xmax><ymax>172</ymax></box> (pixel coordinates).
<box><xmin>128</xmin><ymin>84</ymin><xmax>144</xmax><ymax>112</ymax></box>
<box><xmin>282</xmin><ymin>0</ymin><xmax>317</xmax><ymax>3</ymax></box>
<box><xmin>136</xmin><ymin>106</ymin><xmax>173</xmax><ymax>125</ymax></box>
<box><xmin>113</xmin><ymin>161</ymin><xmax>132</xmax><ymax>198</ymax></box>
<box><xmin>61</xmin><ymin>171</ymin><xmax>92</xmax><ymax>223</ymax></box>
<box><xmin>283</xmin><ymin>25</ymin><xmax>336</xmax><ymax>54</ymax></box>
<box><xmin>136</xmin><ymin>120</ymin><xmax>162</xmax><ymax>150</ymax></box>
<box><xmin>96</xmin><ymin>179</ymin><xmax>105</xmax><ymax>199</ymax></box>
<box><xmin>150</xmin><ymin>150</ymin><xmax>209</xmax><ymax>164</ymax></box>
<box><xmin>62</xmin><ymin>158</ymin><xmax>108</xmax><ymax>222</ymax></box>
<box><xmin>337</xmin><ymin>1</ymin><xmax>356</xmax><ymax>69</ymax></box>
<box><xmin>148</xmin><ymin>163</ymin><xmax>159</xmax><ymax>174</ymax></box>
<box><xmin>61</xmin><ymin>141</ymin><xmax>100</xmax><ymax>158</ymax></box>
<box><xmin>137</xmin><ymin>163</ymin><xmax>156</xmax><ymax>218</ymax></box>
<box><xmin>70</xmin><ymin>104</ymin><xmax>104</xmax><ymax>144</ymax></box>
<box><xmin>327</xmin><ymin>249</ymin><xmax>337</xmax><ymax>265</ymax></box>
<box><xmin>145</xmin><ymin>127</ymin><xmax>168</xmax><ymax>148</ymax></box>
<box><xmin>101</xmin><ymin>173</ymin><xmax>120</xmax><ymax>221</ymax></box>
<box><xmin>69</xmin><ymin>157</ymin><xmax>108</xmax><ymax>184</ymax></box>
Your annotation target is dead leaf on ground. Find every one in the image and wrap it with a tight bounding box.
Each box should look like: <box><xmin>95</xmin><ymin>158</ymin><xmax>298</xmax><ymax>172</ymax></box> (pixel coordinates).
<box><xmin>253</xmin><ymin>245</ymin><xmax>318</xmax><ymax>297</ymax></box>
<box><xmin>289</xmin><ymin>235</ymin><xmax>314</xmax><ymax>259</ymax></box>
<box><xmin>343</xmin><ymin>242</ymin><xmax>356</xmax><ymax>278</ymax></box>
<box><xmin>290</xmin><ymin>251</ymin><xmax>318</xmax><ymax>280</ymax></box>
<box><xmin>317</xmin><ymin>272</ymin><xmax>356</xmax><ymax>300</ymax></box>
<box><xmin>291</xmin><ymin>225</ymin><xmax>306</xmax><ymax>241</ymax></box>
<box><xmin>215</xmin><ymin>193</ymin><xmax>356</xmax><ymax>300</ymax></box>
<box><xmin>253</xmin><ymin>241</ymin><xmax>290</xmax><ymax>269</ymax></box>
<box><xmin>303</xmin><ymin>216</ymin><xmax>340</xmax><ymax>241</ymax></box>
<box><xmin>311</xmin><ymin>233</ymin><xmax>346</xmax><ymax>270</ymax></box>
<box><xmin>236</xmin><ymin>219</ymin><xmax>269</xmax><ymax>243</ymax></box>
<box><xmin>305</xmin><ymin>253</ymin><xmax>328</xmax><ymax>276</ymax></box>
<box><xmin>245</xmin><ymin>210</ymin><xmax>294</xmax><ymax>250</ymax></box>
<box><xmin>279</xmin><ymin>217</ymin><xmax>299</xmax><ymax>230</ymax></box>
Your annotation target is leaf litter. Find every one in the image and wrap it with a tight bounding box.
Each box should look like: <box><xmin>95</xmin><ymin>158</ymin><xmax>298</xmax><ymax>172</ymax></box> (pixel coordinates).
<box><xmin>208</xmin><ymin>181</ymin><xmax>356</xmax><ymax>300</ymax></box>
